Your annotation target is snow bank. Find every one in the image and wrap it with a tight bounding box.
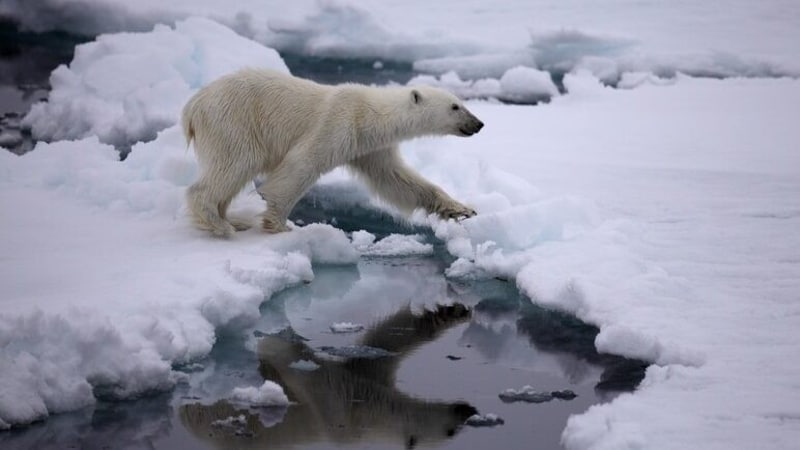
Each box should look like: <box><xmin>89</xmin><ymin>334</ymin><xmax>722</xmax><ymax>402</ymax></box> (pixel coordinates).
<box><xmin>23</xmin><ymin>17</ymin><xmax>288</xmax><ymax>147</ymax></box>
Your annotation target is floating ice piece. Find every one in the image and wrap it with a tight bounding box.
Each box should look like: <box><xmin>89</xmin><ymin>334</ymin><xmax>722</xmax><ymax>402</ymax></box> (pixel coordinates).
<box><xmin>230</xmin><ymin>380</ymin><xmax>289</xmax><ymax>406</ymax></box>
<box><xmin>289</xmin><ymin>359</ymin><xmax>320</xmax><ymax>371</ymax></box>
<box><xmin>498</xmin><ymin>386</ymin><xmax>579</xmax><ymax>403</ymax></box>
<box><xmin>317</xmin><ymin>345</ymin><xmax>396</xmax><ymax>360</ymax></box>
<box><xmin>211</xmin><ymin>414</ymin><xmax>247</xmax><ymax>428</ymax></box>
<box><xmin>330</xmin><ymin>322</ymin><xmax>365</xmax><ymax>333</ymax></box>
<box><xmin>551</xmin><ymin>389</ymin><xmax>578</xmax><ymax>400</ymax></box>
<box><xmin>499</xmin><ymin>385</ymin><xmax>554</xmax><ymax>403</ymax></box>
<box><xmin>465</xmin><ymin>413</ymin><xmax>505</xmax><ymax>427</ymax></box>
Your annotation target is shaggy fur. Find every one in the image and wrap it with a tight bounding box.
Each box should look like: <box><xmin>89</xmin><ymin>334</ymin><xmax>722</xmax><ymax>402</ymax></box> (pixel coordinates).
<box><xmin>182</xmin><ymin>68</ymin><xmax>484</xmax><ymax>236</ymax></box>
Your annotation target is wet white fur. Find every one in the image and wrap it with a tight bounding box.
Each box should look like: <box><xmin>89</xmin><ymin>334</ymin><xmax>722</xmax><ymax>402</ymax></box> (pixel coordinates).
<box><xmin>182</xmin><ymin>68</ymin><xmax>481</xmax><ymax>236</ymax></box>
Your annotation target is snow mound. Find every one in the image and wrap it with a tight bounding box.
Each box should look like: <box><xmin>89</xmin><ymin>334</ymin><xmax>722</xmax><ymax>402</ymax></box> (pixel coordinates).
<box><xmin>230</xmin><ymin>380</ymin><xmax>289</xmax><ymax>407</ymax></box>
<box><xmin>23</xmin><ymin>17</ymin><xmax>288</xmax><ymax>148</ymax></box>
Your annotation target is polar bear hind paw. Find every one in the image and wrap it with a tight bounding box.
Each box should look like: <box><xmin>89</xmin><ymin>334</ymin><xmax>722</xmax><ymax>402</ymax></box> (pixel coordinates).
<box><xmin>192</xmin><ymin>217</ymin><xmax>236</xmax><ymax>238</ymax></box>
<box><xmin>262</xmin><ymin>217</ymin><xmax>292</xmax><ymax>234</ymax></box>
<box><xmin>226</xmin><ymin>216</ymin><xmax>252</xmax><ymax>232</ymax></box>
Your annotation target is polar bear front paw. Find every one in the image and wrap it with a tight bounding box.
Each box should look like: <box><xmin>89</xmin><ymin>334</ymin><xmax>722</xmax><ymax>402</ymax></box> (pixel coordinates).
<box><xmin>437</xmin><ymin>202</ymin><xmax>477</xmax><ymax>221</ymax></box>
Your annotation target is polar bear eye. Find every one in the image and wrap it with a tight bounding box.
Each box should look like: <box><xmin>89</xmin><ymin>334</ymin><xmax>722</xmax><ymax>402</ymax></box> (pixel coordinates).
<box><xmin>451</xmin><ymin>104</ymin><xmax>460</xmax><ymax>111</ymax></box>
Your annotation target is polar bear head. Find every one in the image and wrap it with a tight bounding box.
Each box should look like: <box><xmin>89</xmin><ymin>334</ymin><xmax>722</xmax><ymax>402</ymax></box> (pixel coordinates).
<box><xmin>408</xmin><ymin>86</ymin><xmax>484</xmax><ymax>137</ymax></box>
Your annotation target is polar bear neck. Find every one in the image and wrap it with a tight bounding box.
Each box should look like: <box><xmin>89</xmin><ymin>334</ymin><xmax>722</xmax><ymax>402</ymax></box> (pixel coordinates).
<box><xmin>339</xmin><ymin>86</ymin><xmax>437</xmax><ymax>150</ymax></box>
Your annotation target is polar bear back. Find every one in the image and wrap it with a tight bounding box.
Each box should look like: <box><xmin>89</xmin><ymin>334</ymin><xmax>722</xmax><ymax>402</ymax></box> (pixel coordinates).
<box><xmin>182</xmin><ymin>68</ymin><xmax>339</xmax><ymax>171</ymax></box>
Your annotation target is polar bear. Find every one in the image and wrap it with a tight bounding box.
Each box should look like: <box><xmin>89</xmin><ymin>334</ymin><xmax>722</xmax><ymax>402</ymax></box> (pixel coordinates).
<box><xmin>182</xmin><ymin>68</ymin><xmax>484</xmax><ymax>236</ymax></box>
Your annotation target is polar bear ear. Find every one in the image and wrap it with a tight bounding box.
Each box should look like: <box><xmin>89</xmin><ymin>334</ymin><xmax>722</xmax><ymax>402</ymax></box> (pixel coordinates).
<box><xmin>411</xmin><ymin>89</ymin><xmax>422</xmax><ymax>104</ymax></box>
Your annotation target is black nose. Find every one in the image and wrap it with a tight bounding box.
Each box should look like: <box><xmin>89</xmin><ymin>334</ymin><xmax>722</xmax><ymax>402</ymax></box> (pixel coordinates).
<box><xmin>475</xmin><ymin>120</ymin><xmax>484</xmax><ymax>132</ymax></box>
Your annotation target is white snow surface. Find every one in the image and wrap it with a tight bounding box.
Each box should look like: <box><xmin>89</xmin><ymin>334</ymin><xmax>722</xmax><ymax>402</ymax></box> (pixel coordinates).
<box><xmin>229</xmin><ymin>380</ymin><xmax>289</xmax><ymax>407</ymax></box>
<box><xmin>0</xmin><ymin>13</ymin><xmax>799</xmax><ymax>450</ymax></box>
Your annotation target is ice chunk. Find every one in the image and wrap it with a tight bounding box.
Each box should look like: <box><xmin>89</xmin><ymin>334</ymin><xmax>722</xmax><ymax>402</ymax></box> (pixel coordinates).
<box><xmin>229</xmin><ymin>380</ymin><xmax>289</xmax><ymax>407</ymax></box>
<box><xmin>551</xmin><ymin>390</ymin><xmax>578</xmax><ymax>400</ymax></box>
<box><xmin>499</xmin><ymin>386</ymin><xmax>553</xmax><ymax>403</ymax></box>
<box><xmin>465</xmin><ymin>413</ymin><xmax>505</xmax><ymax>427</ymax></box>
<box><xmin>330</xmin><ymin>322</ymin><xmax>365</xmax><ymax>333</ymax></box>
<box><xmin>498</xmin><ymin>66</ymin><xmax>559</xmax><ymax>103</ymax></box>
<box><xmin>499</xmin><ymin>386</ymin><xmax>578</xmax><ymax>403</ymax></box>
<box><xmin>211</xmin><ymin>414</ymin><xmax>247</xmax><ymax>428</ymax></box>
<box><xmin>288</xmin><ymin>360</ymin><xmax>320</xmax><ymax>371</ymax></box>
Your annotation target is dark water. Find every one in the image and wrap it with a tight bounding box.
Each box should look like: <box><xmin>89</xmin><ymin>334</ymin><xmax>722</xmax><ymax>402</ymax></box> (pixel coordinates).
<box><xmin>0</xmin><ymin>21</ymin><xmax>88</xmax><ymax>154</ymax></box>
<box><xmin>0</xmin><ymin>190</ymin><xmax>645</xmax><ymax>450</ymax></box>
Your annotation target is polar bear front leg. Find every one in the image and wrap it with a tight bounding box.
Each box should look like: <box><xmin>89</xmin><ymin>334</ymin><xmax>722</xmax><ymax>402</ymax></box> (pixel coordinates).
<box><xmin>257</xmin><ymin>150</ymin><xmax>321</xmax><ymax>233</ymax></box>
<box><xmin>349</xmin><ymin>147</ymin><xmax>476</xmax><ymax>220</ymax></box>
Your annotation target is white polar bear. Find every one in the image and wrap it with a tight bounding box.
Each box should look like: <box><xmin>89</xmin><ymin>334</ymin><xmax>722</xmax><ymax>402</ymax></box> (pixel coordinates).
<box><xmin>182</xmin><ymin>68</ymin><xmax>484</xmax><ymax>236</ymax></box>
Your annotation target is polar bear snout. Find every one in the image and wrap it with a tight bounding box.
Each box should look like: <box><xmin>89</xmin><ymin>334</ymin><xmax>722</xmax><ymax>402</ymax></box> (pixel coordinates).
<box><xmin>458</xmin><ymin>114</ymin><xmax>484</xmax><ymax>137</ymax></box>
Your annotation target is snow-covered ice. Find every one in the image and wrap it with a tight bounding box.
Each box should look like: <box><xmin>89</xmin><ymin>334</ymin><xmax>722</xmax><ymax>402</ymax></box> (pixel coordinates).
<box><xmin>1</xmin><ymin>3</ymin><xmax>799</xmax><ymax>449</ymax></box>
<box><xmin>229</xmin><ymin>380</ymin><xmax>289</xmax><ymax>407</ymax></box>
<box><xmin>329</xmin><ymin>322</ymin><xmax>365</xmax><ymax>334</ymax></box>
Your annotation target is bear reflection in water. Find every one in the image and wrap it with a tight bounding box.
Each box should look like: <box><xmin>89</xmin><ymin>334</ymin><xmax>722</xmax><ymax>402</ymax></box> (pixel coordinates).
<box><xmin>179</xmin><ymin>305</ymin><xmax>477</xmax><ymax>449</ymax></box>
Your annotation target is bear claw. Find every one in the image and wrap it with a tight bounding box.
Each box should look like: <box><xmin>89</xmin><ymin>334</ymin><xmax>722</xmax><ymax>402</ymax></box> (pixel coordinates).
<box><xmin>438</xmin><ymin>205</ymin><xmax>477</xmax><ymax>221</ymax></box>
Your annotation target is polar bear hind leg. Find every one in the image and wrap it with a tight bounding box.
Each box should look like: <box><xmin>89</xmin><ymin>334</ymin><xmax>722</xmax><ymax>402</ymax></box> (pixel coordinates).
<box><xmin>187</xmin><ymin>165</ymin><xmax>253</xmax><ymax>237</ymax></box>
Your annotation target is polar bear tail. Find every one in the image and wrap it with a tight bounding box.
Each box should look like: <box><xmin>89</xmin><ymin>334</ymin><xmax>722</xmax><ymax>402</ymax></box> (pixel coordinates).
<box><xmin>181</xmin><ymin>97</ymin><xmax>197</xmax><ymax>146</ymax></box>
